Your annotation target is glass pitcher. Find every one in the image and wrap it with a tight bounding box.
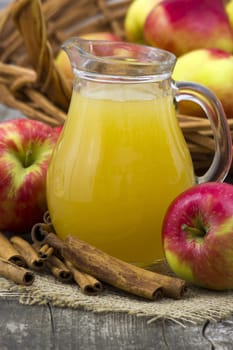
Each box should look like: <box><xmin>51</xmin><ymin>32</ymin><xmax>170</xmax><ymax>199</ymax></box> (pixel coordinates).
<box><xmin>46</xmin><ymin>39</ymin><xmax>232</xmax><ymax>267</ymax></box>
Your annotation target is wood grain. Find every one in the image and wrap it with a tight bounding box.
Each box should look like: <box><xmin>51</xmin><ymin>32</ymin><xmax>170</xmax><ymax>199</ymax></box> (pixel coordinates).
<box><xmin>1</xmin><ymin>299</ymin><xmax>233</xmax><ymax>349</ymax></box>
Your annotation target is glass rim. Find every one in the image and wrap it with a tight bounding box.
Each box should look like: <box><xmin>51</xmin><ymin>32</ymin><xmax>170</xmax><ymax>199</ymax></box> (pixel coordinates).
<box><xmin>62</xmin><ymin>37</ymin><xmax>177</xmax><ymax>78</ymax></box>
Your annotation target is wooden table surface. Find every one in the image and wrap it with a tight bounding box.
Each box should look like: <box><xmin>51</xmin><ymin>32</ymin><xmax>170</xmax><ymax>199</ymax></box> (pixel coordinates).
<box><xmin>1</xmin><ymin>298</ymin><xmax>233</xmax><ymax>350</ymax></box>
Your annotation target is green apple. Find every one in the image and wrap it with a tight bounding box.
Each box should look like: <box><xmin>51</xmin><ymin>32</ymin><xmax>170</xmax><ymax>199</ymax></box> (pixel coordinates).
<box><xmin>124</xmin><ymin>0</ymin><xmax>160</xmax><ymax>43</ymax></box>
<box><xmin>144</xmin><ymin>0</ymin><xmax>233</xmax><ymax>56</ymax></box>
<box><xmin>172</xmin><ymin>48</ymin><xmax>233</xmax><ymax>118</ymax></box>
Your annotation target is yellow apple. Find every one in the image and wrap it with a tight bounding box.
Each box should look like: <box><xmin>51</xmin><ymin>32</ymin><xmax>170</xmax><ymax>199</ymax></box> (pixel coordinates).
<box><xmin>124</xmin><ymin>0</ymin><xmax>161</xmax><ymax>43</ymax></box>
<box><xmin>55</xmin><ymin>50</ymin><xmax>74</xmax><ymax>81</ymax></box>
<box><xmin>172</xmin><ymin>48</ymin><xmax>233</xmax><ymax>118</ymax></box>
<box><xmin>226</xmin><ymin>0</ymin><xmax>233</xmax><ymax>29</ymax></box>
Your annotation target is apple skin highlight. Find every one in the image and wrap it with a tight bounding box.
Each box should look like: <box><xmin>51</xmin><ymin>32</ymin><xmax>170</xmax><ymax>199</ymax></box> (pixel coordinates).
<box><xmin>162</xmin><ymin>182</ymin><xmax>233</xmax><ymax>290</ymax></box>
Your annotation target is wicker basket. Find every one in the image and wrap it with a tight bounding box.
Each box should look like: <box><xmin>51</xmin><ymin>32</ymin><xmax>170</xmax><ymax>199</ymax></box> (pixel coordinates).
<box><xmin>0</xmin><ymin>0</ymin><xmax>232</xmax><ymax>176</ymax></box>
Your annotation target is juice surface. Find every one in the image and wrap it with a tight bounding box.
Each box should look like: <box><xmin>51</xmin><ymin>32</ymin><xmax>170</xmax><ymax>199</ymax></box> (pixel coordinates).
<box><xmin>47</xmin><ymin>84</ymin><xmax>195</xmax><ymax>266</ymax></box>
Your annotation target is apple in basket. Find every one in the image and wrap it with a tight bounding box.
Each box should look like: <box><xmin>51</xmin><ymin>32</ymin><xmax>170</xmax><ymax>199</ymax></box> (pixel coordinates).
<box><xmin>0</xmin><ymin>118</ymin><xmax>62</xmax><ymax>233</ymax></box>
<box><xmin>162</xmin><ymin>182</ymin><xmax>233</xmax><ymax>290</ymax></box>
<box><xmin>172</xmin><ymin>48</ymin><xmax>233</xmax><ymax>118</ymax></box>
<box><xmin>143</xmin><ymin>0</ymin><xmax>233</xmax><ymax>56</ymax></box>
<box><xmin>124</xmin><ymin>0</ymin><xmax>161</xmax><ymax>43</ymax></box>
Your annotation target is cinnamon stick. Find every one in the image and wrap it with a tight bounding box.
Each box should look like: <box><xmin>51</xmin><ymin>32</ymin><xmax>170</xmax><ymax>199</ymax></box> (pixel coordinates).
<box><xmin>43</xmin><ymin>211</ymin><xmax>52</xmax><ymax>225</ymax></box>
<box><xmin>0</xmin><ymin>257</ymin><xmax>34</xmax><ymax>286</ymax></box>
<box><xmin>65</xmin><ymin>259</ymin><xmax>103</xmax><ymax>296</ymax></box>
<box><xmin>31</xmin><ymin>224</ymin><xmax>106</xmax><ymax>296</ymax></box>
<box><xmin>46</xmin><ymin>255</ymin><xmax>72</xmax><ymax>283</ymax></box>
<box><xmin>0</xmin><ymin>233</ymin><xmax>26</xmax><ymax>267</ymax></box>
<box><xmin>31</xmin><ymin>223</ymin><xmax>64</xmax><ymax>264</ymax></box>
<box><xmin>32</xmin><ymin>229</ymin><xmax>102</xmax><ymax>295</ymax></box>
<box><xmin>32</xmin><ymin>229</ymin><xmax>163</xmax><ymax>300</ymax></box>
<box><xmin>37</xmin><ymin>244</ymin><xmax>54</xmax><ymax>260</ymax></box>
<box><xmin>31</xmin><ymin>224</ymin><xmax>186</xmax><ymax>300</ymax></box>
<box><xmin>31</xmin><ymin>223</ymin><xmax>54</xmax><ymax>242</ymax></box>
<box><xmin>64</xmin><ymin>235</ymin><xmax>185</xmax><ymax>300</ymax></box>
<box><xmin>10</xmin><ymin>236</ymin><xmax>45</xmax><ymax>271</ymax></box>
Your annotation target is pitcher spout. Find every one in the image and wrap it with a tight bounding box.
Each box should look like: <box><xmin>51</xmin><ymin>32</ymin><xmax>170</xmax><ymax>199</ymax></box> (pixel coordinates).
<box><xmin>61</xmin><ymin>37</ymin><xmax>176</xmax><ymax>81</ymax></box>
<box><xmin>61</xmin><ymin>37</ymin><xmax>91</xmax><ymax>73</ymax></box>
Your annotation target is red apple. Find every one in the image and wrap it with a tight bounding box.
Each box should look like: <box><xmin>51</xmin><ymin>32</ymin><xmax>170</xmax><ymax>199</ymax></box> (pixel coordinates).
<box><xmin>0</xmin><ymin>118</ymin><xmax>62</xmax><ymax>233</ymax></box>
<box><xmin>162</xmin><ymin>182</ymin><xmax>233</xmax><ymax>290</ymax></box>
<box><xmin>144</xmin><ymin>0</ymin><xmax>233</xmax><ymax>56</ymax></box>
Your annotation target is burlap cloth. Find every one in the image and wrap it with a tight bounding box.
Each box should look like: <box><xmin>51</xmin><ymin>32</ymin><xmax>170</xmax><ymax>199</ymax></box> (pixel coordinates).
<box><xmin>1</xmin><ymin>261</ymin><xmax>233</xmax><ymax>325</ymax></box>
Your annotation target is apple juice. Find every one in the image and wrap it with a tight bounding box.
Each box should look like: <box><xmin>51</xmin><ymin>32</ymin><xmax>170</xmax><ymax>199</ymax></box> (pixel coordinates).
<box><xmin>46</xmin><ymin>84</ymin><xmax>195</xmax><ymax>267</ymax></box>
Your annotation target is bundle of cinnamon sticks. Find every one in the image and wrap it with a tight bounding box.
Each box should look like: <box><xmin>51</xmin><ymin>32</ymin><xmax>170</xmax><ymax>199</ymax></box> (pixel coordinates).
<box><xmin>0</xmin><ymin>230</ymin><xmax>103</xmax><ymax>296</ymax></box>
<box><xmin>0</xmin><ymin>212</ymin><xmax>187</xmax><ymax>301</ymax></box>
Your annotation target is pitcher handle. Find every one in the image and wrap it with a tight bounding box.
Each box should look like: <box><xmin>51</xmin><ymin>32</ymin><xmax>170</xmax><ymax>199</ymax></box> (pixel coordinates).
<box><xmin>174</xmin><ymin>81</ymin><xmax>232</xmax><ymax>184</ymax></box>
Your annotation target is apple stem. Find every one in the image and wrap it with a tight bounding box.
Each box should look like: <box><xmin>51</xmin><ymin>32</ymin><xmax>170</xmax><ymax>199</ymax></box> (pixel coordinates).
<box><xmin>24</xmin><ymin>149</ymin><xmax>33</xmax><ymax>168</ymax></box>
<box><xmin>181</xmin><ymin>224</ymin><xmax>206</xmax><ymax>237</ymax></box>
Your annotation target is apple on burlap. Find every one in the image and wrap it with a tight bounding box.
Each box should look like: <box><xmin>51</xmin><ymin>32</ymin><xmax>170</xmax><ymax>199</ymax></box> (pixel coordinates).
<box><xmin>162</xmin><ymin>182</ymin><xmax>233</xmax><ymax>290</ymax></box>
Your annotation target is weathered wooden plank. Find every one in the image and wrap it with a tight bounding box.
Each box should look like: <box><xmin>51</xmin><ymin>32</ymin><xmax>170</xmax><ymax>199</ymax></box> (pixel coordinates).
<box><xmin>3</xmin><ymin>299</ymin><xmax>233</xmax><ymax>350</ymax></box>
<box><xmin>203</xmin><ymin>319</ymin><xmax>233</xmax><ymax>350</ymax></box>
